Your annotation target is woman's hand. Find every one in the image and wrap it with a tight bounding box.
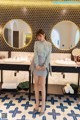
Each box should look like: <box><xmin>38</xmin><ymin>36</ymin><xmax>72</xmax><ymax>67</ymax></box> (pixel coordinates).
<box><xmin>36</xmin><ymin>65</ymin><xmax>46</xmax><ymax>71</ymax></box>
<box><xmin>36</xmin><ymin>65</ymin><xmax>41</xmax><ymax>70</ymax></box>
<box><xmin>41</xmin><ymin>65</ymin><xmax>46</xmax><ymax>70</ymax></box>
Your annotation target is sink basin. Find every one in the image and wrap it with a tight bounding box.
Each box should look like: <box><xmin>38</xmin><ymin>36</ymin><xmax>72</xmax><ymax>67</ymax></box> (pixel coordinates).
<box><xmin>54</xmin><ymin>59</ymin><xmax>76</xmax><ymax>65</ymax></box>
<box><xmin>3</xmin><ymin>57</ymin><xmax>28</xmax><ymax>63</ymax></box>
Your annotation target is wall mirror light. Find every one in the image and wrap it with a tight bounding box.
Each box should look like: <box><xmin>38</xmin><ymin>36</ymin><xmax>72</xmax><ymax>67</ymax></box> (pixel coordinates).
<box><xmin>3</xmin><ymin>19</ymin><xmax>32</xmax><ymax>49</ymax></box>
<box><xmin>51</xmin><ymin>21</ymin><xmax>80</xmax><ymax>50</ymax></box>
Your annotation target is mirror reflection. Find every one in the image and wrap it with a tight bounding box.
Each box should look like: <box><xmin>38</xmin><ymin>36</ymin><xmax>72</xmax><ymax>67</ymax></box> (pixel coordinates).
<box><xmin>3</xmin><ymin>19</ymin><xmax>32</xmax><ymax>49</ymax></box>
<box><xmin>51</xmin><ymin>21</ymin><xmax>80</xmax><ymax>50</ymax></box>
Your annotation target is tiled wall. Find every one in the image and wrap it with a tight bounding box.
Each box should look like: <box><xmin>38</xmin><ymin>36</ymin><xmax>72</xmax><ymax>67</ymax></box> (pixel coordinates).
<box><xmin>0</xmin><ymin>5</ymin><xmax>80</xmax><ymax>53</ymax></box>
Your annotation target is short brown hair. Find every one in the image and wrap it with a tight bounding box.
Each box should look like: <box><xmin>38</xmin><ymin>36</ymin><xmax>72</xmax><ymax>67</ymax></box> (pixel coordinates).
<box><xmin>36</xmin><ymin>29</ymin><xmax>46</xmax><ymax>39</ymax></box>
<box><xmin>36</xmin><ymin>29</ymin><xmax>45</xmax><ymax>36</ymax></box>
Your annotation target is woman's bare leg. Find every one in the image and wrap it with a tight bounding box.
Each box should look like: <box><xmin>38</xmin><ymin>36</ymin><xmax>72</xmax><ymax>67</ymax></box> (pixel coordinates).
<box><xmin>39</xmin><ymin>76</ymin><xmax>46</xmax><ymax>112</ymax></box>
<box><xmin>34</xmin><ymin>74</ymin><xmax>39</xmax><ymax>110</ymax></box>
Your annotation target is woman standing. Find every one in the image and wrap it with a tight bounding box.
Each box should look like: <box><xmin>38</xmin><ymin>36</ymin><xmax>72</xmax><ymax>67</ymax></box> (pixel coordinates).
<box><xmin>30</xmin><ymin>29</ymin><xmax>52</xmax><ymax>116</ymax></box>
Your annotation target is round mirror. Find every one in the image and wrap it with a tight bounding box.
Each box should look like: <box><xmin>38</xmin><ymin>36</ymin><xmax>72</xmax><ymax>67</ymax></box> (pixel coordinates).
<box><xmin>3</xmin><ymin>19</ymin><xmax>32</xmax><ymax>49</ymax></box>
<box><xmin>51</xmin><ymin>21</ymin><xmax>80</xmax><ymax>50</ymax></box>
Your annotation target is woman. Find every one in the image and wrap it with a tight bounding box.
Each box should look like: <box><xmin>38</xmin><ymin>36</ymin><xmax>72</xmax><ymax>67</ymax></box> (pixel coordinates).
<box><xmin>30</xmin><ymin>29</ymin><xmax>52</xmax><ymax>116</ymax></box>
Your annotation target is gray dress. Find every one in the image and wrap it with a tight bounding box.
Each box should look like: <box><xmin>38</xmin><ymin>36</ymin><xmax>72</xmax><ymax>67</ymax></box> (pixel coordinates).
<box><xmin>33</xmin><ymin>40</ymin><xmax>52</xmax><ymax>77</ymax></box>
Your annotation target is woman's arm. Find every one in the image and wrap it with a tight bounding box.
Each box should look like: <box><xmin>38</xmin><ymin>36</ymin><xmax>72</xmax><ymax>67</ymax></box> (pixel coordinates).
<box><xmin>43</xmin><ymin>43</ymin><xmax>52</xmax><ymax>68</ymax></box>
<box><xmin>34</xmin><ymin>41</ymin><xmax>41</xmax><ymax>70</ymax></box>
<box><xmin>34</xmin><ymin>41</ymin><xmax>39</xmax><ymax>66</ymax></box>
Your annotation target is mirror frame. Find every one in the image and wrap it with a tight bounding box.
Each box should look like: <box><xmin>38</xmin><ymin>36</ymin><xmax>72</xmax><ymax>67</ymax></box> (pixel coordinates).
<box><xmin>50</xmin><ymin>20</ymin><xmax>80</xmax><ymax>51</ymax></box>
<box><xmin>2</xmin><ymin>19</ymin><xmax>33</xmax><ymax>49</ymax></box>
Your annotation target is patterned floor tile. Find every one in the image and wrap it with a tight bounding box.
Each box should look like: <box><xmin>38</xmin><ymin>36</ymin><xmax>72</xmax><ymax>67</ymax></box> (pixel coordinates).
<box><xmin>0</xmin><ymin>92</ymin><xmax>80</xmax><ymax>120</ymax></box>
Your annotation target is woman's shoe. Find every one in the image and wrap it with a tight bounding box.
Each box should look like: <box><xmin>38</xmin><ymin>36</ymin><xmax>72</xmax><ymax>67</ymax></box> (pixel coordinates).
<box><xmin>39</xmin><ymin>105</ymin><xmax>46</xmax><ymax>116</ymax></box>
<box><xmin>39</xmin><ymin>111</ymin><xmax>45</xmax><ymax>116</ymax></box>
<box><xmin>33</xmin><ymin>108</ymin><xmax>39</xmax><ymax>113</ymax></box>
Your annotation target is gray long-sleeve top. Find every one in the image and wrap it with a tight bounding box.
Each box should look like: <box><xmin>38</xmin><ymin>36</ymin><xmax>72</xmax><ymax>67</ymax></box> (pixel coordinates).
<box><xmin>30</xmin><ymin>40</ymin><xmax>52</xmax><ymax>74</ymax></box>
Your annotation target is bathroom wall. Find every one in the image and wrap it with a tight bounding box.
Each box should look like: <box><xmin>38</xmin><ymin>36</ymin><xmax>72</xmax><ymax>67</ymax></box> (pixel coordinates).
<box><xmin>0</xmin><ymin>3</ymin><xmax>80</xmax><ymax>86</ymax></box>
<box><xmin>0</xmin><ymin>5</ymin><xmax>80</xmax><ymax>53</ymax></box>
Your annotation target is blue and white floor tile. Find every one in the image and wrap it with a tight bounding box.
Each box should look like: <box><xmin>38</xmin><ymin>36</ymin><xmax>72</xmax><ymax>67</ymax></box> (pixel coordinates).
<box><xmin>0</xmin><ymin>92</ymin><xmax>80</xmax><ymax>120</ymax></box>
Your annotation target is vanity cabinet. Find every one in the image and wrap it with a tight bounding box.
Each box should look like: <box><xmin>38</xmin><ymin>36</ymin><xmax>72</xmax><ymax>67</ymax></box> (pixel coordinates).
<box><xmin>0</xmin><ymin>52</ymin><xmax>79</xmax><ymax>96</ymax></box>
<box><xmin>3</xmin><ymin>70</ymin><xmax>28</xmax><ymax>88</ymax></box>
<box><xmin>2</xmin><ymin>52</ymin><xmax>33</xmax><ymax>89</ymax></box>
<box><xmin>0</xmin><ymin>51</ymin><xmax>8</xmax><ymax>82</ymax></box>
<box><xmin>49</xmin><ymin>53</ymin><xmax>78</xmax><ymax>85</ymax></box>
<box><xmin>48</xmin><ymin>72</ymin><xmax>78</xmax><ymax>85</ymax></box>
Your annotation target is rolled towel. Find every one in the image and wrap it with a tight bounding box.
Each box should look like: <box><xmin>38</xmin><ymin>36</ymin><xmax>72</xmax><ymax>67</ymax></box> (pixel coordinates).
<box><xmin>69</xmin><ymin>86</ymin><xmax>74</xmax><ymax>94</ymax></box>
<box><xmin>64</xmin><ymin>86</ymin><xmax>70</xmax><ymax>93</ymax></box>
<box><xmin>64</xmin><ymin>84</ymin><xmax>74</xmax><ymax>94</ymax></box>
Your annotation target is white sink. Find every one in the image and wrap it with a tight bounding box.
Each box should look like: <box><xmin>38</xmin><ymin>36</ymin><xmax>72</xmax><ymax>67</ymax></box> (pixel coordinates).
<box><xmin>3</xmin><ymin>57</ymin><xmax>28</xmax><ymax>63</ymax></box>
<box><xmin>54</xmin><ymin>59</ymin><xmax>76</xmax><ymax>65</ymax></box>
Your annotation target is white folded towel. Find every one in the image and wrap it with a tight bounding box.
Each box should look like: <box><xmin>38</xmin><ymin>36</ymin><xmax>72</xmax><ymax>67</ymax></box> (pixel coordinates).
<box><xmin>2</xmin><ymin>83</ymin><xmax>17</xmax><ymax>89</ymax></box>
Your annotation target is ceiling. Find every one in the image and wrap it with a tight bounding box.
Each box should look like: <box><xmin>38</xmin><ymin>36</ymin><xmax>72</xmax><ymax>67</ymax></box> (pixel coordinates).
<box><xmin>0</xmin><ymin>0</ymin><xmax>80</xmax><ymax>7</ymax></box>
